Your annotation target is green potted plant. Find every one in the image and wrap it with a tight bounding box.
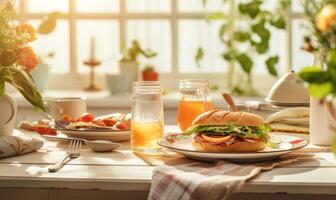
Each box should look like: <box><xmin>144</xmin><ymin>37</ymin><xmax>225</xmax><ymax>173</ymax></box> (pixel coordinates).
<box><xmin>142</xmin><ymin>65</ymin><xmax>159</xmax><ymax>81</ymax></box>
<box><xmin>298</xmin><ymin>1</ymin><xmax>336</xmax><ymax>145</ymax></box>
<box><xmin>118</xmin><ymin>40</ymin><xmax>157</xmax><ymax>91</ymax></box>
<box><xmin>0</xmin><ymin>1</ymin><xmax>45</xmax><ymax>135</ymax></box>
<box><xmin>196</xmin><ymin>0</ymin><xmax>290</xmax><ymax>95</ymax></box>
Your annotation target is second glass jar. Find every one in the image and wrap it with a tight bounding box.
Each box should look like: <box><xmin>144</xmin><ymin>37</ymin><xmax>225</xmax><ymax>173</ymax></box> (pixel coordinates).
<box><xmin>176</xmin><ymin>79</ymin><xmax>215</xmax><ymax>131</ymax></box>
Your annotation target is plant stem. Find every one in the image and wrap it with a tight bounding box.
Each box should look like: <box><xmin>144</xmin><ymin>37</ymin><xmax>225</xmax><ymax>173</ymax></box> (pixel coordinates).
<box><xmin>227</xmin><ymin>0</ymin><xmax>236</xmax><ymax>89</ymax></box>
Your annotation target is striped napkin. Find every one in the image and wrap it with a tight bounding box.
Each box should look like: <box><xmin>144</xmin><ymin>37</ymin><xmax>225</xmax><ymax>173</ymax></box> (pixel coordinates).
<box><xmin>149</xmin><ymin>157</ymin><xmax>297</xmax><ymax>200</ymax></box>
<box><xmin>0</xmin><ymin>132</ymin><xmax>43</xmax><ymax>159</ymax></box>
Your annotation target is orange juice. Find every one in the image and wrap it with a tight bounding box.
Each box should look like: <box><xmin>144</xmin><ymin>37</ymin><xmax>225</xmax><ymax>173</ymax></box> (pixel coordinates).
<box><xmin>177</xmin><ymin>100</ymin><xmax>215</xmax><ymax>131</ymax></box>
<box><xmin>131</xmin><ymin>121</ymin><xmax>164</xmax><ymax>153</ymax></box>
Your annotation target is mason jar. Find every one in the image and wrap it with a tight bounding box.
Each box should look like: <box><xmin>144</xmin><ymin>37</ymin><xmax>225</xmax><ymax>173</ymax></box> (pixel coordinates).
<box><xmin>176</xmin><ymin>79</ymin><xmax>215</xmax><ymax>131</ymax></box>
<box><xmin>131</xmin><ymin>81</ymin><xmax>164</xmax><ymax>153</ymax></box>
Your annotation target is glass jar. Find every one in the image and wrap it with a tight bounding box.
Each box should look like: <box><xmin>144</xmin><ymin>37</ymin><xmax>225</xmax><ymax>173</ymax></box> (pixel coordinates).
<box><xmin>177</xmin><ymin>79</ymin><xmax>215</xmax><ymax>131</ymax></box>
<box><xmin>131</xmin><ymin>81</ymin><xmax>164</xmax><ymax>153</ymax></box>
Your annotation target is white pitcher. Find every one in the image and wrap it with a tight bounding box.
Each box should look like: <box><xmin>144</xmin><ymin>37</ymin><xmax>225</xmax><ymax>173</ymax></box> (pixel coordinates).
<box><xmin>0</xmin><ymin>93</ymin><xmax>17</xmax><ymax>136</ymax></box>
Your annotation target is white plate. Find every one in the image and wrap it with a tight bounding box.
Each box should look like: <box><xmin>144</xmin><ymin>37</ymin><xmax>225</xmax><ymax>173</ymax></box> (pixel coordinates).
<box><xmin>60</xmin><ymin>129</ymin><xmax>130</xmax><ymax>142</ymax></box>
<box><xmin>158</xmin><ymin>133</ymin><xmax>308</xmax><ymax>162</ymax></box>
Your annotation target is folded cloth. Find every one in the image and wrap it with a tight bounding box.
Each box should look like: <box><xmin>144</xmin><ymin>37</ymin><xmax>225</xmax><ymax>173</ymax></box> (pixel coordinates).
<box><xmin>266</xmin><ymin>107</ymin><xmax>309</xmax><ymax>134</ymax></box>
<box><xmin>0</xmin><ymin>133</ymin><xmax>43</xmax><ymax>159</ymax></box>
<box><xmin>149</xmin><ymin>157</ymin><xmax>297</xmax><ymax>200</ymax></box>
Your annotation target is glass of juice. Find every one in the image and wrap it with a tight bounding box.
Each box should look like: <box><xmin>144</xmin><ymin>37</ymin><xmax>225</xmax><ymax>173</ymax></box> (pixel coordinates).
<box><xmin>177</xmin><ymin>79</ymin><xmax>215</xmax><ymax>131</ymax></box>
<box><xmin>131</xmin><ymin>81</ymin><xmax>164</xmax><ymax>153</ymax></box>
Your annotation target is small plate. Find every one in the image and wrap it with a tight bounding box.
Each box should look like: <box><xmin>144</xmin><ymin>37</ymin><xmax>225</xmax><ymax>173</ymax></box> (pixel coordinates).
<box><xmin>264</xmin><ymin>98</ymin><xmax>310</xmax><ymax>107</ymax></box>
<box><xmin>158</xmin><ymin>133</ymin><xmax>308</xmax><ymax>162</ymax></box>
<box><xmin>60</xmin><ymin>129</ymin><xmax>130</xmax><ymax>142</ymax></box>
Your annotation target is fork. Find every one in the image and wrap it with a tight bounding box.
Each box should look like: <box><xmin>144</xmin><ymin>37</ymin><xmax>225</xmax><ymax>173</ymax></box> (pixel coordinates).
<box><xmin>48</xmin><ymin>139</ymin><xmax>82</xmax><ymax>172</ymax></box>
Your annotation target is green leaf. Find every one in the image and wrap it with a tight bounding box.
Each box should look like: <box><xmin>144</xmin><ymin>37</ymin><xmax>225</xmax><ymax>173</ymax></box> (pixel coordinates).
<box><xmin>237</xmin><ymin>53</ymin><xmax>253</xmax><ymax>74</ymax></box>
<box><xmin>270</xmin><ymin>16</ymin><xmax>286</xmax><ymax>29</ymax></box>
<box><xmin>219</xmin><ymin>24</ymin><xmax>227</xmax><ymax>42</ymax></box>
<box><xmin>298</xmin><ymin>66</ymin><xmax>331</xmax><ymax>84</ymax></box>
<box><xmin>222</xmin><ymin>50</ymin><xmax>235</xmax><ymax>61</ymax></box>
<box><xmin>233</xmin><ymin>31</ymin><xmax>251</xmax><ymax>42</ymax></box>
<box><xmin>280</xmin><ymin>0</ymin><xmax>291</xmax><ymax>9</ymax></box>
<box><xmin>0</xmin><ymin>73</ymin><xmax>4</xmax><ymax>97</ymax></box>
<box><xmin>251</xmin><ymin>20</ymin><xmax>271</xmax><ymax>54</ymax></box>
<box><xmin>37</xmin><ymin>12</ymin><xmax>63</xmax><ymax>35</ymax></box>
<box><xmin>195</xmin><ymin>47</ymin><xmax>204</xmax><ymax>68</ymax></box>
<box><xmin>255</xmin><ymin>41</ymin><xmax>269</xmax><ymax>54</ymax></box>
<box><xmin>231</xmin><ymin>86</ymin><xmax>245</xmax><ymax>95</ymax></box>
<box><xmin>308</xmin><ymin>83</ymin><xmax>333</xmax><ymax>99</ymax></box>
<box><xmin>142</xmin><ymin>49</ymin><xmax>157</xmax><ymax>58</ymax></box>
<box><xmin>252</xmin><ymin>20</ymin><xmax>270</xmax><ymax>40</ymax></box>
<box><xmin>254</xmin><ymin>27</ymin><xmax>271</xmax><ymax>41</ymax></box>
<box><xmin>333</xmin><ymin>136</ymin><xmax>336</xmax><ymax>156</ymax></box>
<box><xmin>266</xmin><ymin>56</ymin><xmax>279</xmax><ymax>77</ymax></box>
<box><xmin>327</xmin><ymin>50</ymin><xmax>336</xmax><ymax>68</ymax></box>
<box><xmin>3</xmin><ymin>68</ymin><xmax>45</xmax><ymax>112</ymax></box>
<box><xmin>238</xmin><ymin>0</ymin><xmax>262</xmax><ymax>19</ymax></box>
<box><xmin>206</xmin><ymin>12</ymin><xmax>226</xmax><ymax>20</ymax></box>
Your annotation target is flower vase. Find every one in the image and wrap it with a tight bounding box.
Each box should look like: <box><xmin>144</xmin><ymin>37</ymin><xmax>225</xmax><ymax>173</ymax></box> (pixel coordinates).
<box><xmin>31</xmin><ymin>60</ymin><xmax>49</xmax><ymax>92</ymax></box>
<box><xmin>0</xmin><ymin>93</ymin><xmax>17</xmax><ymax>136</ymax></box>
<box><xmin>119</xmin><ymin>61</ymin><xmax>140</xmax><ymax>93</ymax></box>
<box><xmin>310</xmin><ymin>97</ymin><xmax>336</xmax><ymax>145</ymax></box>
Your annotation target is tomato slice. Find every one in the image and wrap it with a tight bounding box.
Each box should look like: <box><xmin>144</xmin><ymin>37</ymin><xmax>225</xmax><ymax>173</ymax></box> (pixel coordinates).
<box><xmin>102</xmin><ymin>119</ymin><xmax>117</xmax><ymax>126</ymax></box>
<box><xmin>115</xmin><ymin>122</ymin><xmax>127</xmax><ymax>130</ymax></box>
<box><xmin>79</xmin><ymin>113</ymin><xmax>94</xmax><ymax>122</ymax></box>
<box><xmin>201</xmin><ymin>134</ymin><xmax>233</xmax><ymax>144</ymax></box>
<box><xmin>35</xmin><ymin>126</ymin><xmax>57</xmax><ymax>135</ymax></box>
<box><xmin>92</xmin><ymin>119</ymin><xmax>106</xmax><ymax>127</ymax></box>
<box><xmin>61</xmin><ymin>114</ymin><xmax>77</xmax><ymax>123</ymax></box>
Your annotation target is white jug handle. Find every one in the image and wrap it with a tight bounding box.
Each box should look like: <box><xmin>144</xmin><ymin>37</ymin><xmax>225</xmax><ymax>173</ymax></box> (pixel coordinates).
<box><xmin>4</xmin><ymin>93</ymin><xmax>17</xmax><ymax>125</ymax></box>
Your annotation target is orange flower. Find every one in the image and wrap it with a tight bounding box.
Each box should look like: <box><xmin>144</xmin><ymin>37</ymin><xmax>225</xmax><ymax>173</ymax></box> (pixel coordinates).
<box><xmin>16</xmin><ymin>24</ymin><xmax>36</xmax><ymax>42</ymax></box>
<box><xmin>316</xmin><ymin>4</ymin><xmax>336</xmax><ymax>32</ymax></box>
<box><xmin>17</xmin><ymin>47</ymin><xmax>39</xmax><ymax>71</ymax></box>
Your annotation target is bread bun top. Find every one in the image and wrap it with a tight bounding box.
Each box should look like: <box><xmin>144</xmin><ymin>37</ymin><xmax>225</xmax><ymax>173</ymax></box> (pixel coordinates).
<box><xmin>192</xmin><ymin>109</ymin><xmax>265</xmax><ymax>127</ymax></box>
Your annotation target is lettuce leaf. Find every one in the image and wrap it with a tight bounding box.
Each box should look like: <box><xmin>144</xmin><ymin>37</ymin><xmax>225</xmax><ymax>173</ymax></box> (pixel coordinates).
<box><xmin>186</xmin><ymin>124</ymin><xmax>271</xmax><ymax>142</ymax></box>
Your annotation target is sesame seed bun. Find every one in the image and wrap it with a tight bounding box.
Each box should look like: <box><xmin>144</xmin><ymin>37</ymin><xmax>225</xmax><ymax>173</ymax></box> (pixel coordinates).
<box><xmin>190</xmin><ymin>109</ymin><xmax>268</xmax><ymax>152</ymax></box>
<box><xmin>192</xmin><ymin>109</ymin><xmax>265</xmax><ymax>127</ymax></box>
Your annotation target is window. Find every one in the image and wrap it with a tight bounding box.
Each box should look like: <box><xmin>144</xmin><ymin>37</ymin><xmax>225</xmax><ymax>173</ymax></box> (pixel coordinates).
<box><xmin>16</xmin><ymin>0</ymin><xmax>310</xmax><ymax>92</ymax></box>
<box><xmin>290</xmin><ymin>0</ymin><xmax>315</xmax><ymax>72</ymax></box>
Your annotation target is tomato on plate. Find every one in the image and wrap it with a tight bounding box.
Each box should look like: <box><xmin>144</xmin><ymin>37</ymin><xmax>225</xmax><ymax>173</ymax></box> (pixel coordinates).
<box><xmin>79</xmin><ymin>113</ymin><xmax>94</xmax><ymax>122</ymax></box>
<box><xmin>102</xmin><ymin>119</ymin><xmax>117</xmax><ymax>126</ymax></box>
<box><xmin>35</xmin><ymin>126</ymin><xmax>57</xmax><ymax>135</ymax></box>
<box><xmin>115</xmin><ymin>122</ymin><xmax>127</xmax><ymax>130</ymax></box>
<box><xmin>92</xmin><ymin>119</ymin><xmax>106</xmax><ymax>127</ymax></box>
<box><xmin>61</xmin><ymin>114</ymin><xmax>77</xmax><ymax>123</ymax></box>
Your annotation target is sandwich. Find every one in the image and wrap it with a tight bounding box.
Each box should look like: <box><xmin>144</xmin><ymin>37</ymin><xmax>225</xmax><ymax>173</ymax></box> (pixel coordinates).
<box><xmin>266</xmin><ymin>107</ymin><xmax>309</xmax><ymax>134</ymax></box>
<box><xmin>186</xmin><ymin>109</ymin><xmax>271</xmax><ymax>152</ymax></box>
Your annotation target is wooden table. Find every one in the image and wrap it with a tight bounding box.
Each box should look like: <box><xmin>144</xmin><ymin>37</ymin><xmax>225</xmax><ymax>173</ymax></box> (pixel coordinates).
<box><xmin>0</xmin><ymin>127</ymin><xmax>336</xmax><ymax>200</ymax></box>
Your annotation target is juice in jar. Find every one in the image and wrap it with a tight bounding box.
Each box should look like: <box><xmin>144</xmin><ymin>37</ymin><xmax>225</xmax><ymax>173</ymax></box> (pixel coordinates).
<box><xmin>131</xmin><ymin>120</ymin><xmax>164</xmax><ymax>153</ymax></box>
<box><xmin>177</xmin><ymin>100</ymin><xmax>215</xmax><ymax>131</ymax></box>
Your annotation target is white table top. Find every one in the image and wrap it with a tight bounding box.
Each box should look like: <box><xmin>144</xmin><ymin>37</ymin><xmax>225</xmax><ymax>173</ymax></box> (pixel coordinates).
<box><xmin>0</xmin><ymin>127</ymin><xmax>334</xmax><ymax>195</ymax></box>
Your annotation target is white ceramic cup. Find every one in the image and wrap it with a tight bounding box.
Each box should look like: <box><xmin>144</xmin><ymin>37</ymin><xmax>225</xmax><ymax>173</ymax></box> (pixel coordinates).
<box><xmin>44</xmin><ymin>97</ymin><xmax>87</xmax><ymax>121</ymax></box>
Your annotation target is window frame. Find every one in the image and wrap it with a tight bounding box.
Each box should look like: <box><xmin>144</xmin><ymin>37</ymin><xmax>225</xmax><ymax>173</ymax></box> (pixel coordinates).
<box><xmin>18</xmin><ymin>0</ymin><xmax>306</xmax><ymax>93</ymax></box>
